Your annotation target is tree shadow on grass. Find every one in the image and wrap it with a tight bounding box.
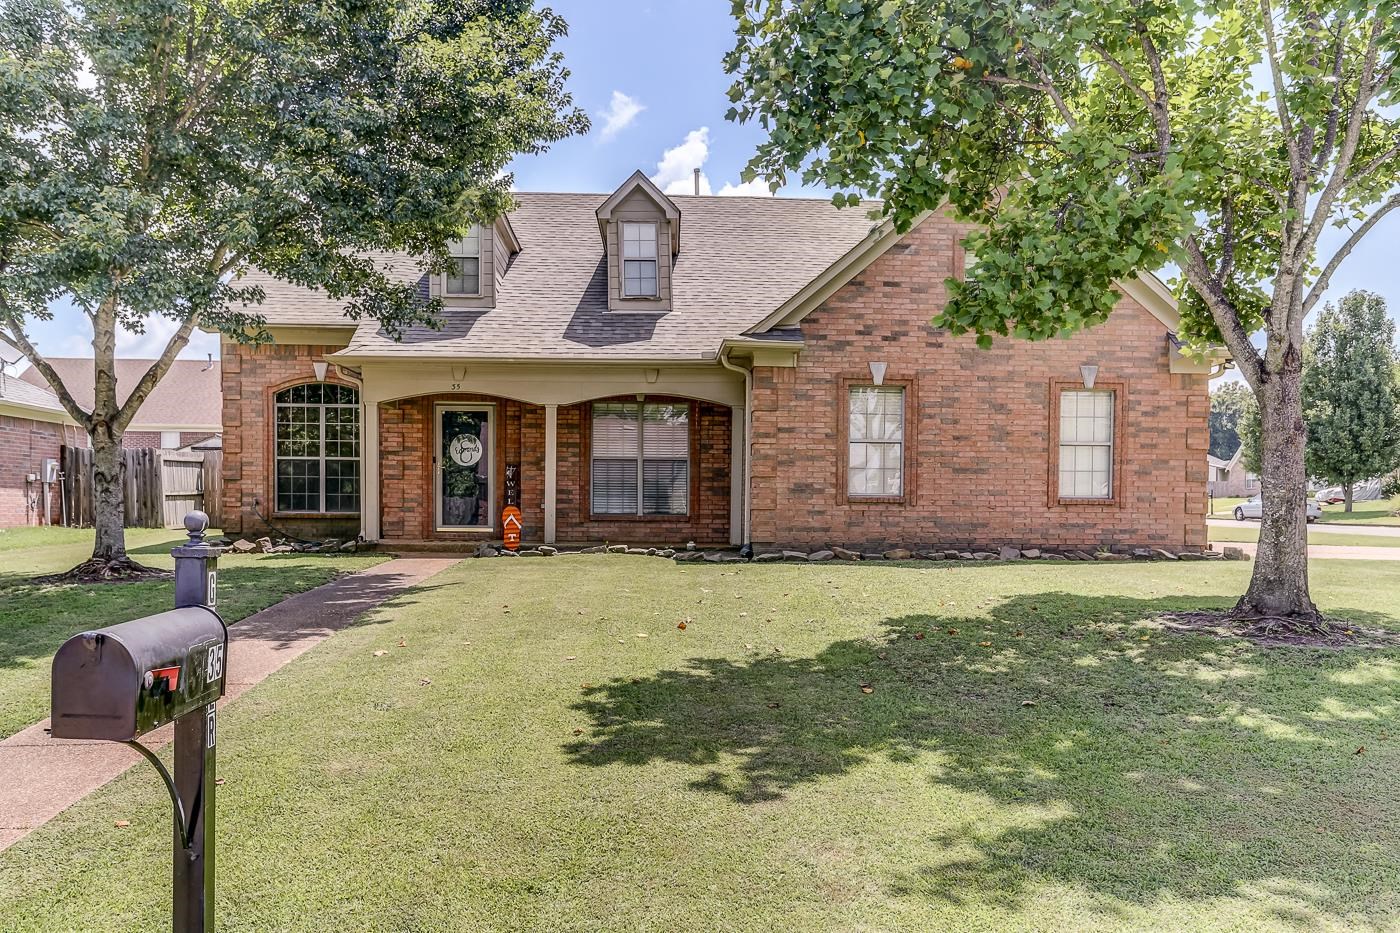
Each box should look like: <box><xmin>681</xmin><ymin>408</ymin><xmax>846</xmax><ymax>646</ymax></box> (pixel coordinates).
<box><xmin>565</xmin><ymin>592</ymin><xmax>1400</xmax><ymax>926</ymax></box>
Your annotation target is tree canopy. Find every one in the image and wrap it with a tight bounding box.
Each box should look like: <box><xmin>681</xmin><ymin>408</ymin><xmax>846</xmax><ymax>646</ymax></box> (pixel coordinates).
<box><xmin>1302</xmin><ymin>290</ymin><xmax>1400</xmax><ymax>500</ymax></box>
<box><xmin>0</xmin><ymin>0</ymin><xmax>586</xmax><ymax>571</ymax></box>
<box><xmin>1209</xmin><ymin>382</ymin><xmax>1253</xmax><ymax>459</ymax></box>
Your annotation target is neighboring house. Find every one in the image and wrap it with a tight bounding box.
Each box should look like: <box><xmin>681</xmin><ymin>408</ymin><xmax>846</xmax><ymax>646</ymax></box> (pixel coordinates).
<box><xmin>1207</xmin><ymin>446</ymin><xmax>1260</xmax><ymax>498</ymax></box>
<box><xmin>216</xmin><ymin>171</ymin><xmax>1216</xmax><ymax>552</ymax></box>
<box><xmin>0</xmin><ymin>366</ymin><xmax>87</xmax><ymax>528</ymax></box>
<box><xmin>19</xmin><ymin>357</ymin><xmax>222</xmax><ymax>449</ymax></box>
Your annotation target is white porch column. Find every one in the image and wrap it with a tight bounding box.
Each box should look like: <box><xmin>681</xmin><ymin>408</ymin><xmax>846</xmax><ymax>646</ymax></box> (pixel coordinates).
<box><xmin>729</xmin><ymin>404</ymin><xmax>745</xmax><ymax>546</ymax></box>
<box><xmin>544</xmin><ymin>403</ymin><xmax>558</xmax><ymax>544</ymax></box>
<box><xmin>361</xmin><ymin>398</ymin><xmax>380</xmax><ymax>541</ymax></box>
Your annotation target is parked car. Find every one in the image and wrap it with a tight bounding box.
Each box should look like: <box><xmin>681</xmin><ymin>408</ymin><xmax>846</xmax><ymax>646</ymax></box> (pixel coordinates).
<box><xmin>1233</xmin><ymin>495</ymin><xmax>1321</xmax><ymax>522</ymax></box>
<box><xmin>1314</xmin><ymin>479</ymin><xmax>1385</xmax><ymax>505</ymax></box>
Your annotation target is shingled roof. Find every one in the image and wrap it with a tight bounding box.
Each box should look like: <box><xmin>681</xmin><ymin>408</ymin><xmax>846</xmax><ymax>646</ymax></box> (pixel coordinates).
<box><xmin>234</xmin><ymin>192</ymin><xmax>884</xmax><ymax>361</ymax></box>
<box><xmin>18</xmin><ymin>358</ymin><xmax>222</xmax><ymax>429</ymax></box>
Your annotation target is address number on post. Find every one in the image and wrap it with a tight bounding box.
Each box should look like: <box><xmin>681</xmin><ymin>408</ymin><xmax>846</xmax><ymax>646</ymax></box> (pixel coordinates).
<box><xmin>204</xmin><ymin>643</ymin><xmax>224</xmax><ymax>684</ymax></box>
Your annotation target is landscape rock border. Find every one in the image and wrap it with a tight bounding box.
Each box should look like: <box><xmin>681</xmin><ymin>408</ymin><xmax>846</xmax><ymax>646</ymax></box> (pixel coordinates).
<box><xmin>463</xmin><ymin>543</ymin><xmax>1240</xmax><ymax>563</ymax></box>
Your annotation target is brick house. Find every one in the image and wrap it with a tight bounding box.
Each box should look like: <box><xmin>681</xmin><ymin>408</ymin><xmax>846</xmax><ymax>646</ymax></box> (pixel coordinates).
<box><xmin>19</xmin><ymin>357</ymin><xmax>222</xmax><ymax>450</ymax></box>
<box><xmin>0</xmin><ymin>369</ymin><xmax>86</xmax><ymax>528</ymax></box>
<box><xmin>217</xmin><ymin>171</ymin><xmax>1218</xmax><ymax>552</ymax></box>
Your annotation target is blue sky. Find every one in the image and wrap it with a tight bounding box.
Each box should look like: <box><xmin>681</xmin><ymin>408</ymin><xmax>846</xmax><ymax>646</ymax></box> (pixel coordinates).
<box><xmin>16</xmin><ymin>0</ymin><xmax>1399</xmax><ymax>385</ymax></box>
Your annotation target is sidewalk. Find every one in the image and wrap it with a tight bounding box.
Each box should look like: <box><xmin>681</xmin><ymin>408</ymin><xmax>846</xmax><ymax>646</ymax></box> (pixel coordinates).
<box><xmin>0</xmin><ymin>556</ymin><xmax>459</xmax><ymax>852</ymax></box>
<box><xmin>1230</xmin><ymin>542</ymin><xmax>1400</xmax><ymax>561</ymax></box>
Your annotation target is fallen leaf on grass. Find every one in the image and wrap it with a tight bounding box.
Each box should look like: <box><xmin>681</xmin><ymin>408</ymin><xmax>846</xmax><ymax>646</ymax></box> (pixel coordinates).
<box><xmin>564</xmin><ymin>656</ymin><xmax>577</xmax><ymax>661</ymax></box>
<box><xmin>914</xmin><ymin>632</ymin><xmax>926</xmax><ymax>640</ymax></box>
<box><xmin>397</xmin><ymin>639</ymin><xmax>407</xmax><ymax>648</ymax></box>
<box><xmin>859</xmin><ymin>683</ymin><xmax>874</xmax><ymax>694</ymax></box>
<box><xmin>419</xmin><ymin>678</ymin><xmax>432</xmax><ymax>686</ymax></box>
<box><xmin>373</xmin><ymin>650</ymin><xmax>388</xmax><ymax>657</ymax></box>
<box><xmin>946</xmin><ymin>628</ymin><xmax>959</xmax><ymax>636</ymax></box>
<box><xmin>635</xmin><ymin>633</ymin><xmax>648</xmax><ymax>638</ymax></box>
<box><xmin>767</xmin><ymin>702</ymin><xmax>781</xmax><ymax>709</ymax></box>
<box><xmin>114</xmin><ymin>820</ymin><xmax>130</xmax><ymax>828</ymax></box>
<box><xmin>572</xmin><ymin>728</ymin><xmax>584</xmax><ymax>736</ymax></box>
<box><xmin>1356</xmin><ymin>746</ymin><xmax>1366</xmax><ymax>755</ymax></box>
<box><xmin>979</xmin><ymin>641</ymin><xmax>992</xmax><ymax>647</ymax></box>
<box><xmin>1021</xmin><ymin>700</ymin><xmax>1037</xmax><ymax>707</ymax></box>
<box><xmin>215</xmin><ymin>778</ymin><xmax>226</xmax><ymax>786</ymax></box>
<box><xmin>677</xmin><ymin>621</ymin><xmax>687</xmax><ymax>630</ymax></box>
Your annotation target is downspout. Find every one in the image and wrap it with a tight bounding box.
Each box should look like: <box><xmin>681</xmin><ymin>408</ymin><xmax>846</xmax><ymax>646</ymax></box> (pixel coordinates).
<box><xmin>718</xmin><ymin>348</ymin><xmax>752</xmax><ymax>547</ymax></box>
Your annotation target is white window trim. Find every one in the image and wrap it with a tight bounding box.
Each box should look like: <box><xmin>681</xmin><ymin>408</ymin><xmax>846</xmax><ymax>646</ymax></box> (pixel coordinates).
<box><xmin>445</xmin><ymin>226</ymin><xmax>483</xmax><ymax>298</ymax></box>
<box><xmin>621</xmin><ymin>221</ymin><xmax>659</xmax><ymax>298</ymax></box>
<box><xmin>1057</xmin><ymin>389</ymin><xmax>1115</xmax><ymax>500</ymax></box>
<box><xmin>847</xmin><ymin>385</ymin><xmax>905</xmax><ymax>499</ymax></box>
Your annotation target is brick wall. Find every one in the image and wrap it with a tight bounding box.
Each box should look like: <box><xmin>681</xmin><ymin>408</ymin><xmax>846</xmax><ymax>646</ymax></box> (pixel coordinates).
<box><xmin>749</xmin><ymin>213</ymin><xmax>1210</xmax><ymax>552</ymax></box>
<box><xmin>123</xmin><ymin>431</ymin><xmax>219</xmax><ymax>450</ymax></box>
<box><xmin>220</xmin><ymin>340</ymin><xmax>360</xmax><ymax>539</ymax></box>
<box><xmin>0</xmin><ymin>414</ymin><xmax>83</xmax><ymax>527</ymax></box>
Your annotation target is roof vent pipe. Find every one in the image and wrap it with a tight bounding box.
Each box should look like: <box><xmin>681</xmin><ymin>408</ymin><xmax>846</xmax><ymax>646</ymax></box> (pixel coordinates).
<box><xmin>693</xmin><ymin>168</ymin><xmax>701</xmax><ymax>196</ymax></box>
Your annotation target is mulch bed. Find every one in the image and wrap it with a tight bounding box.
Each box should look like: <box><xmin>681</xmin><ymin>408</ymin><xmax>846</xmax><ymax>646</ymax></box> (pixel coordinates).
<box><xmin>1159</xmin><ymin>610</ymin><xmax>1400</xmax><ymax>649</ymax></box>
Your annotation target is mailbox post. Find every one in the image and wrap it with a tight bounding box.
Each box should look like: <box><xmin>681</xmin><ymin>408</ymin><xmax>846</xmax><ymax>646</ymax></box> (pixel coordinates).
<box><xmin>170</xmin><ymin>512</ymin><xmax>221</xmax><ymax>932</ymax></box>
<box><xmin>51</xmin><ymin>511</ymin><xmax>227</xmax><ymax>933</ymax></box>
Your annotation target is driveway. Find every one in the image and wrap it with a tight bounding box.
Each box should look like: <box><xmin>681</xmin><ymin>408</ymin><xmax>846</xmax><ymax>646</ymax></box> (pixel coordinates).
<box><xmin>1208</xmin><ymin>518</ymin><xmax>1400</xmax><ymax>538</ymax></box>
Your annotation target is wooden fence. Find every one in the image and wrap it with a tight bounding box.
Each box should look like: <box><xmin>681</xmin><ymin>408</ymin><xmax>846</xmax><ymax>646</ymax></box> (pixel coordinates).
<box><xmin>61</xmin><ymin>446</ymin><xmax>164</xmax><ymax>529</ymax></box>
<box><xmin>59</xmin><ymin>446</ymin><xmax>223</xmax><ymax>529</ymax></box>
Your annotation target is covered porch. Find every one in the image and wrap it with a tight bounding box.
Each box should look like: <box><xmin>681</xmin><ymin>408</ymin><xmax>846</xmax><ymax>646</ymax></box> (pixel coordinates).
<box><xmin>350</xmin><ymin>360</ymin><xmax>747</xmax><ymax>547</ymax></box>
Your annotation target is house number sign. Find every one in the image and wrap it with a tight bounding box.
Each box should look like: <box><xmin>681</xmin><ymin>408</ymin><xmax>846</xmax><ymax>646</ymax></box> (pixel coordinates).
<box><xmin>448</xmin><ymin>434</ymin><xmax>483</xmax><ymax>467</ymax></box>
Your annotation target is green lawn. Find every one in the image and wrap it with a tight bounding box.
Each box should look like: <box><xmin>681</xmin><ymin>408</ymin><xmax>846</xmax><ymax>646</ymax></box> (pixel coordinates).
<box><xmin>3</xmin><ymin>557</ymin><xmax>1399</xmax><ymax>931</ymax></box>
<box><xmin>1208</xmin><ymin>525</ymin><xmax>1400</xmax><ymax>548</ymax></box>
<box><xmin>0</xmin><ymin>527</ymin><xmax>386</xmax><ymax>739</ymax></box>
<box><xmin>1318</xmin><ymin>495</ymin><xmax>1400</xmax><ymax>526</ymax></box>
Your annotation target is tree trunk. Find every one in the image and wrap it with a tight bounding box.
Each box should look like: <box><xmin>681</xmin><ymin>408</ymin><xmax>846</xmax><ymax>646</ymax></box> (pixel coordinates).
<box><xmin>1343</xmin><ymin>482</ymin><xmax>1353</xmax><ymax>513</ymax></box>
<box><xmin>1236</xmin><ymin>360</ymin><xmax>1321</xmax><ymax>621</ymax></box>
<box><xmin>90</xmin><ymin>424</ymin><xmax>128</xmax><ymax>562</ymax></box>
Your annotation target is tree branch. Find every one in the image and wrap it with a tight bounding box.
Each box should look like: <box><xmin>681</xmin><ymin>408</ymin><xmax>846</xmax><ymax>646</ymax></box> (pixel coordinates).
<box><xmin>114</xmin><ymin>313</ymin><xmax>200</xmax><ymax>433</ymax></box>
<box><xmin>0</xmin><ymin>319</ymin><xmax>93</xmax><ymax>428</ymax></box>
<box><xmin>1180</xmin><ymin>236</ymin><xmax>1264</xmax><ymax>387</ymax></box>
<box><xmin>1259</xmin><ymin>0</ymin><xmax>1299</xmax><ymax>176</ymax></box>
<box><xmin>1303</xmin><ymin>192</ymin><xmax>1400</xmax><ymax>315</ymax></box>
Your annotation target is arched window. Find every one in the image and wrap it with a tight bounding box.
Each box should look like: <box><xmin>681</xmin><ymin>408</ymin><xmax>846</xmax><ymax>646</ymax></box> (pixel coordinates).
<box><xmin>274</xmin><ymin>383</ymin><xmax>360</xmax><ymax>513</ymax></box>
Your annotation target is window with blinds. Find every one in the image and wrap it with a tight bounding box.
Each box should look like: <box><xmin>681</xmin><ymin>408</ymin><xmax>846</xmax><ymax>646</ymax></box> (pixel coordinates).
<box><xmin>274</xmin><ymin>382</ymin><xmax>360</xmax><ymax>513</ymax></box>
<box><xmin>591</xmin><ymin>401</ymin><xmax>689</xmax><ymax>515</ymax></box>
<box><xmin>848</xmin><ymin>386</ymin><xmax>905</xmax><ymax>497</ymax></box>
<box><xmin>1058</xmin><ymin>389</ymin><xmax>1114</xmax><ymax>499</ymax></box>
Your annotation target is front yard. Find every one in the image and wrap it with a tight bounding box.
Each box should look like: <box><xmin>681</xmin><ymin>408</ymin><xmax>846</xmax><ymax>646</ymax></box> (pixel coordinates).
<box><xmin>0</xmin><ymin>527</ymin><xmax>385</xmax><ymax>738</ymax></box>
<box><xmin>2</xmin><ymin>555</ymin><xmax>1398</xmax><ymax>931</ymax></box>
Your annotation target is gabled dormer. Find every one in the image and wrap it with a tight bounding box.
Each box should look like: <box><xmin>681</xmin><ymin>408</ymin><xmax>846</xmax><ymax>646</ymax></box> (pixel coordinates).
<box><xmin>595</xmin><ymin>170</ymin><xmax>680</xmax><ymax>312</ymax></box>
<box><xmin>429</xmin><ymin>214</ymin><xmax>521</xmax><ymax>309</ymax></box>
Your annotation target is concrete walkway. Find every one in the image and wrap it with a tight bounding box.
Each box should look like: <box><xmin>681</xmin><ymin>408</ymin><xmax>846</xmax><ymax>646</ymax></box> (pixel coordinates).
<box><xmin>1209</xmin><ymin>517</ymin><xmax>1400</xmax><ymax>538</ymax></box>
<box><xmin>0</xmin><ymin>556</ymin><xmax>459</xmax><ymax>852</ymax></box>
<box><xmin>1230</xmin><ymin>542</ymin><xmax>1400</xmax><ymax>561</ymax></box>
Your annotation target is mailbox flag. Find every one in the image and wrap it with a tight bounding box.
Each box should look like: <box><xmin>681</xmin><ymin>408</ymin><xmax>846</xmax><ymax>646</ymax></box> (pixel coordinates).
<box><xmin>502</xmin><ymin>506</ymin><xmax>523</xmax><ymax>551</ymax></box>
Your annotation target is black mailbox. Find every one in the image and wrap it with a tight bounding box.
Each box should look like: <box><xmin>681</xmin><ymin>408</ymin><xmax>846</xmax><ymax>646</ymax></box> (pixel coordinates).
<box><xmin>49</xmin><ymin>511</ymin><xmax>226</xmax><ymax>933</ymax></box>
<box><xmin>50</xmin><ymin>605</ymin><xmax>227</xmax><ymax>742</ymax></box>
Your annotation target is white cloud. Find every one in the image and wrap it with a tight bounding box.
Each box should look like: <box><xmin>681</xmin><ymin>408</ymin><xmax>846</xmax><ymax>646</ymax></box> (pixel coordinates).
<box><xmin>597</xmin><ymin>91</ymin><xmax>644</xmax><ymax>142</ymax></box>
<box><xmin>652</xmin><ymin>127</ymin><xmax>712</xmax><ymax>194</ymax></box>
<box><xmin>650</xmin><ymin>126</ymin><xmax>775</xmax><ymax>198</ymax></box>
<box><xmin>716</xmin><ymin>178</ymin><xmax>774</xmax><ymax>197</ymax></box>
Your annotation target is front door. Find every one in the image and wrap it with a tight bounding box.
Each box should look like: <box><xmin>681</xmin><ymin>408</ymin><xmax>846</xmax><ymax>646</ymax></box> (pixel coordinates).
<box><xmin>436</xmin><ymin>405</ymin><xmax>493</xmax><ymax>531</ymax></box>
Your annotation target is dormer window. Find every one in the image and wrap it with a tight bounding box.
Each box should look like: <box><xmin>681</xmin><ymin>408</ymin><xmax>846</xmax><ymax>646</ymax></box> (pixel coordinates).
<box><xmin>622</xmin><ymin>222</ymin><xmax>658</xmax><ymax>297</ymax></box>
<box><xmin>445</xmin><ymin>227</ymin><xmax>481</xmax><ymax>296</ymax></box>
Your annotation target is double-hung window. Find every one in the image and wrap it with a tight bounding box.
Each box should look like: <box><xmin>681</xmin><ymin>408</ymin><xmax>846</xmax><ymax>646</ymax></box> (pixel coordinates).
<box><xmin>1058</xmin><ymin>389</ymin><xmax>1114</xmax><ymax>499</ymax></box>
<box><xmin>621</xmin><ymin>222</ymin><xmax>658</xmax><ymax>297</ymax></box>
<box><xmin>847</xmin><ymin>386</ymin><xmax>905</xmax><ymax>497</ymax></box>
<box><xmin>591</xmin><ymin>401</ymin><xmax>689</xmax><ymax>515</ymax></box>
<box><xmin>275</xmin><ymin>383</ymin><xmax>360</xmax><ymax>513</ymax></box>
<box><xmin>445</xmin><ymin>226</ymin><xmax>481</xmax><ymax>296</ymax></box>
